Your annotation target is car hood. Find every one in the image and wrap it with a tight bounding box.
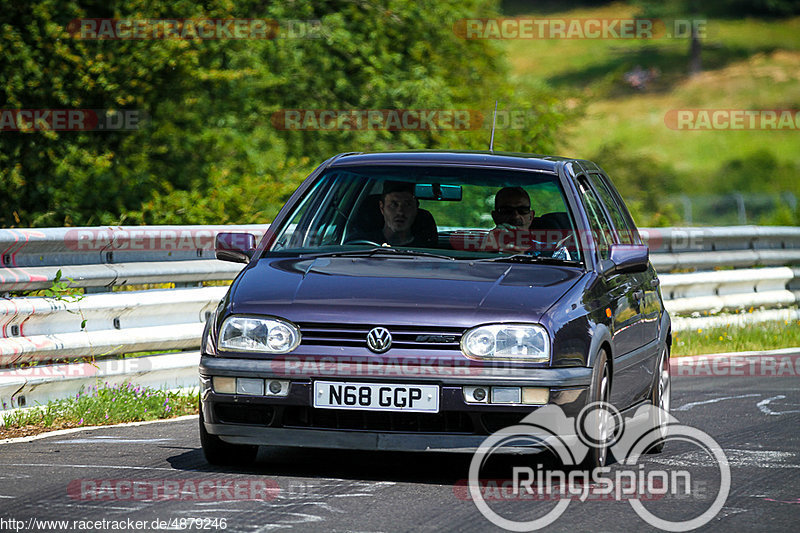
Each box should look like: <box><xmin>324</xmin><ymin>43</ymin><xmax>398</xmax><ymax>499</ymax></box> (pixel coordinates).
<box><xmin>228</xmin><ymin>256</ymin><xmax>584</xmax><ymax>327</ymax></box>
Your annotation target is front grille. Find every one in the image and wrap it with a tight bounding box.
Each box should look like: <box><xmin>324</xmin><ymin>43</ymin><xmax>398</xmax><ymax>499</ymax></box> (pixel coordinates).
<box><xmin>297</xmin><ymin>322</ymin><xmax>463</xmax><ymax>351</ymax></box>
<box><xmin>481</xmin><ymin>413</ymin><xmax>528</xmax><ymax>433</ymax></box>
<box><xmin>215</xmin><ymin>403</ymin><xmax>275</xmax><ymax>426</ymax></box>
<box><xmin>282</xmin><ymin>406</ymin><xmax>473</xmax><ymax>433</ymax></box>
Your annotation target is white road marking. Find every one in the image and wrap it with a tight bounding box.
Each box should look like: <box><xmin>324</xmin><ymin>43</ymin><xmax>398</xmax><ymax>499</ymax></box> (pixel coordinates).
<box><xmin>0</xmin><ymin>414</ymin><xmax>197</xmax><ymax>445</ymax></box>
<box><xmin>247</xmin><ymin>480</ymin><xmax>395</xmax><ymax>531</ymax></box>
<box><xmin>50</xmin><ymin>437</ymin><xmax>174</xmax><ymax>444</ymax></box>
<box><xmin>756</xmin><ymin>395</ymin><xmax>800</xmax><ymax>416</ymax></box>
<box><xmin>674</xmin><ymin>393</ymin><xmax>761</xmax><ymax>411</ymax></box>
<box><xmin>716</xmin><ymin>507</ymin><xmax>749</xmax><ymax>518</ymax></box>
<box><xmin>651</xmin><ymin>449</ymin><xmax>799</xmax><ymax>469</ymax></box>
<box><xmin>32</xmin><ymin>502</ymin><xmax>147</xmax><ymax>513</ymax></box>
<box><xmin>0</xmin><ymin>463</ymin><xmax>175</xmax><ymax>471</ymax></box>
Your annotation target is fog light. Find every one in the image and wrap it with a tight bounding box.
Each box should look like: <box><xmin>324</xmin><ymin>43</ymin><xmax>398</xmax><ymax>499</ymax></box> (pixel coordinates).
<box><xmin>491</xmin><ymin>386</ymin><xmax>521</xmax><ymax>404</ymax></box>
<box><xmin>212</xmin><ymin>376</ymin><xmax>236</xmax><ymax>394</ymax></box>
<box><xmin>266</xmin><ymin>380</ymin><xmax>290</xmax><ymax>396</ymax></box>
<box><xmin>522</xmin><ymin>387</ymin><xmax>549</xmax><ymax>405</ymax></box>
<box><xmin>236</xmin><ymin>378</ymin><xmax>264</xmax><ymax>396</ymax></box>
<box><xmin>463</xmin><ymin>386</ymin><xmax>489</xmax><ymax>403</ymax></box>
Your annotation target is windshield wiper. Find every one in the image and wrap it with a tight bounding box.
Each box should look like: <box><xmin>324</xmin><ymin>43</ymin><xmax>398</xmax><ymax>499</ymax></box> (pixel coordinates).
<box><xmin>301</xmin><ymin>247</ymin><xmax>455</xmax><ymax>261</ymax></box>
<box><xmin>474</xmin><ymin>254</ymin><xmax>580</xmax><ymax>265</ymax></box>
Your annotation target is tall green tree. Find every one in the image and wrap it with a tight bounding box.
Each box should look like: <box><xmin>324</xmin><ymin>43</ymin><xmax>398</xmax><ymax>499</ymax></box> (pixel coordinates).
<box><xmin>1</xmin><ymin>0</ymin><xmax>571</xmax><ymax>227</ymax></box>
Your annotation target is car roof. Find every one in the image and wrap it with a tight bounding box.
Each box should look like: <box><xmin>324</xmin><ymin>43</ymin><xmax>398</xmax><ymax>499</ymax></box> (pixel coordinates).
<box><xmin>328</xmin><ymin>150</ymin><xmax>585</xmax><ymax>173</ymax></box>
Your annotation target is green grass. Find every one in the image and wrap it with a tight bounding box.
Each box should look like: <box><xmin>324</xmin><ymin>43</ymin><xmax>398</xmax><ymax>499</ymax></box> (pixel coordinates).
<box><xmin>1</xmin><ymin>382</ymin><xmax>198</xmax><ymax>435</ymax></box>
<box><xmin>673</xmin><ymin>319</ymin><xmax>800</xmax><ymax>356</ymax></box>
<box><xmin>503</xmin><ymin>2</ymin><xmax>800</xmax><ymax>207</ymax></box>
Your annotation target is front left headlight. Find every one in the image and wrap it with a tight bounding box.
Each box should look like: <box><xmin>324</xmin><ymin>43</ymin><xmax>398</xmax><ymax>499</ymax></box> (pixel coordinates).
<box><xmin>461</xmin><ymin>324</ymin><xmax>549</xmax><ymax>362</ymax></box>
<box><xmin>218</xmin><ymin>316</ymin><xmax>301</xmax><ymax>354</ymax></box>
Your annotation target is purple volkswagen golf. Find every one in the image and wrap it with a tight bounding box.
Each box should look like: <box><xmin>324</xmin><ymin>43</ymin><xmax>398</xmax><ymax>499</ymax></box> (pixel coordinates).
<box><xmin>199</xmin><ymin>151</ymin><xmax>671</xmax><ymax>468</ymax></box>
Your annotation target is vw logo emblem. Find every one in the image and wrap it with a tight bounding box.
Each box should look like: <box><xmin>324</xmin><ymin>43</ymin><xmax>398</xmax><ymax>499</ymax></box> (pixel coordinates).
<box><xmin>366</xmin><ymin>327</ymin><xmax>392</xmax><ymax>353</ymax></box>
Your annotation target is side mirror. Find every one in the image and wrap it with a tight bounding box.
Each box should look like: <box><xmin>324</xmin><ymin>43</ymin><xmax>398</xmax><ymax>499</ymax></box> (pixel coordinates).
<box><xmin>215</xmin><ymin>232</ymin><xmax>256</xmax><ymax>264</ymax></box>
<box><xmin>605</xmin><ymin>244</ymin><xmax>649</xmax><ymax>274</ymax></box>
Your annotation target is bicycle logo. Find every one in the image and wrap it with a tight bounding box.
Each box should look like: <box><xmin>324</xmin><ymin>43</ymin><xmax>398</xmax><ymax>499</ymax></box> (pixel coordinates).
<box><xmin>468</xmin><ymin>402</ymin><xmax>730</xmax><ymax>531</ymax></box>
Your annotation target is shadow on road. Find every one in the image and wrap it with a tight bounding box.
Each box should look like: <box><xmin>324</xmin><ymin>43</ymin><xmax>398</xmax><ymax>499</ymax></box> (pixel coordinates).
<box><xmin>166</xmin><ymin>445</ymin><xmax>564</xmax><ymax>485</ymax></box>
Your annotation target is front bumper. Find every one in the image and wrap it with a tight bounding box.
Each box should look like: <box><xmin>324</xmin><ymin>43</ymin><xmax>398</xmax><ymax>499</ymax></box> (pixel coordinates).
<box><xmin>200</xmin><ymin>355</ymin><xmax>593</xmax><ymax>453</ymax></box>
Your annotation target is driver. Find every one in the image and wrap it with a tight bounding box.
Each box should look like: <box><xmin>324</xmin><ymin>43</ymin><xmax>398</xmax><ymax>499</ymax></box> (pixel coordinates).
<box><xmin>358</xmin><ymin>181</ymin><xmax>429</xmax><ymax>247</ymax></box>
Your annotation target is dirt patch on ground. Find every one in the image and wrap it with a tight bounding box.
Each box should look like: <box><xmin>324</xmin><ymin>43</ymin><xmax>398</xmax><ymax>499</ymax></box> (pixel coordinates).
<box><xmin>0</xmin><ymin>421</ymin><xmax>81</xmax><ymax>440</ymax></box>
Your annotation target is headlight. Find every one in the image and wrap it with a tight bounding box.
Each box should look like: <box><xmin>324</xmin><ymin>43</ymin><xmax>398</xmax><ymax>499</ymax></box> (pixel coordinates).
<box><xmin>218</xmin><ymin>316</ymin><xmax>301</xmax><ymax>354</ymax></box>
<box><xmin>461</xmin><ymin>324</ymin><xmax>549</xmax><ymax>362</ymax></box>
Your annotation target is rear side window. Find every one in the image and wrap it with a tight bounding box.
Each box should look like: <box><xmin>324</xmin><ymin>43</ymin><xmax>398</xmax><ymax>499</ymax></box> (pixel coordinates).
<box><xmin>587</xmin><ymin>173</ymin><xmax>639</xmax><ymax>245</ymax></box>
<box><xmin>578</xmin><ymin>177</ymin><xmax>614</xmax><ymax>260</ymax></box>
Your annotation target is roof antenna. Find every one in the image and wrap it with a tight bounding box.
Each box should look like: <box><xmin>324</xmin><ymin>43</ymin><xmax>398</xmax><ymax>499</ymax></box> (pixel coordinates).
<box><xmin>489</xmin><ymin>100</ymin><xmax>498</xmax><ymax>153</ymax></box>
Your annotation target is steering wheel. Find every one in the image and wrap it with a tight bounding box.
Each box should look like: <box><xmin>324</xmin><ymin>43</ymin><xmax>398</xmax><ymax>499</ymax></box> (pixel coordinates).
<box><xmin>344</xmin><ymin>239</ymin><xmax>384</xmax><ymax>247</ymax></box>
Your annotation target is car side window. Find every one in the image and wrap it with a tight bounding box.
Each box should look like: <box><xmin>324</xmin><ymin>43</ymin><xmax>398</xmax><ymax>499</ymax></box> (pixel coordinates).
<box><xmin>578</xmin><ymin>177</ymin><xmax>614</xmax><ymax>260</ymax></box>
<box><xmin>587</xmin><ymin>173</ymin><xmax>635</xmax><ymax>245</ymax></box>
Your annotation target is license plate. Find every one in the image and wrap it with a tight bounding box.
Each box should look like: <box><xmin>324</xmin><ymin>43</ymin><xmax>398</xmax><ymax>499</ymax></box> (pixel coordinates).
<box><xmin>313</xmin><ymin>381</ymin><xmax>439</xmax><ymax>413</ymax></box>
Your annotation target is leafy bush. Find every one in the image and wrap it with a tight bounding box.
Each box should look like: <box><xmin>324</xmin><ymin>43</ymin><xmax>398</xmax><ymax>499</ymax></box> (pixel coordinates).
<box><xmin>2</xmin><ymin>0</ymin><xmax>571</xmax><ymax>227</ymax></box>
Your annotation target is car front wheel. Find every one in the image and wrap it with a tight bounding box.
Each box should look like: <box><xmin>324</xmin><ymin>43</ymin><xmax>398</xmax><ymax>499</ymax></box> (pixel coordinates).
<box><xmin>646</xmin><ymin>344</ymin><xmax>671</xmax><ymax>454</ymax></box>
<box><xmin>199</xmin><ymin>402</ymin><xmax>258</xmax><ymax>466</ymax></box>
<box><xmin>581</xmin><ymin>349</ymin><xmax>613</xmax><ymax>469</ymax></box>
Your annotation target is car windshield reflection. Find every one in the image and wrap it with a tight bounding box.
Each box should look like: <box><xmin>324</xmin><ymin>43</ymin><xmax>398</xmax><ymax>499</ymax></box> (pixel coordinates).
<box><xmin>268</xmin><ymin>165</ymin><xmax>583</xmax><ymax>264</ymax></box>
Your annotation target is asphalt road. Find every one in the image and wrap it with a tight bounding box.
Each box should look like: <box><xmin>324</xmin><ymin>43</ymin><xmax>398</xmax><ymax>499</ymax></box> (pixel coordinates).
<box><xmin>1</xmin><ymin>364</ymin><xmax>798</xmax><ymax>533</ymax></box>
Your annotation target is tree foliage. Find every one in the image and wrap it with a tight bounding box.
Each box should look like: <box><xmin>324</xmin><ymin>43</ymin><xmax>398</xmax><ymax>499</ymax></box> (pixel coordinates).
<box><xmin>1</xmin><ymin>0</ymin><xmax>570</xmax><ymax>227</ymax></box>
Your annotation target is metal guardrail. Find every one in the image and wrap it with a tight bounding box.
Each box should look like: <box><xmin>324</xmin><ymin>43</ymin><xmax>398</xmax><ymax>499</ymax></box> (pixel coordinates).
<box><xmin>0</xmin><ymin>287</ymin><xmax>226</xmax><ymax>366</ymax></box>
<box><xmin>2</xmin><ymin>266</ymin><xmax>797</xmax><ymax>366</ymax></box>
<box><xmin>662</xmin><ymin>266</ymin><xmax>800</xmax><ymax>315</ymax></box>
<box><xmin>640</xmin><ymin>226</ymin><xmax>800</xmax><ymax>271</ymax></box>
<box><xmin>1</xmin><ymin>224</ymin><xmax>798</xmax><ymax>413</ymax></box>
<box><xmin>0</xmin><ymin>225</ymin><xmax>267</xmax><ymax>291</ymax></box>
<box><xmin>0</xmin><ymin>352</ymin><xmax>201</xmax><ymax>413</ymax></box>
<box><xmin>2</xmin><ymin>225</ymin><xmax>799</xmax><ymax>292</ymax></box>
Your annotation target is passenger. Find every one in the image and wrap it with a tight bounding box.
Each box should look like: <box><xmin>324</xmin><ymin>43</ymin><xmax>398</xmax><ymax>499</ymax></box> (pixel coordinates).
<box><xmin>491</xmin><ymin>187</ymin><xmax>533</xmax><ymax>230</ymax></box>
<box><xmin>482</xmin><ymin>187</ymin><xmax>534</xmax><ymax>252</ymax></box>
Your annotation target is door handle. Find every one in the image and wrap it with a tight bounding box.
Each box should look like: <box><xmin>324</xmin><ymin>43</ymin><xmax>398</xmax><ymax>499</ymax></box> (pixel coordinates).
<box><xmin>650</xmin><ymin>279</ymin><xmax>660</xmax><ymax>288</ymax></box>
<box><xmin>633</xmin><ymin>290</ymin><xmax>644</xmax><ymax>301</ymax></box>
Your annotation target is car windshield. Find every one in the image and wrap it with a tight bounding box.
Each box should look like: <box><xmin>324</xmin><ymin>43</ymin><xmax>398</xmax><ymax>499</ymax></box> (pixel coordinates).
<box><xmin>268</xmin><ymin>164</ymin><xmax>583</xmax><ymax>263</ymax></box>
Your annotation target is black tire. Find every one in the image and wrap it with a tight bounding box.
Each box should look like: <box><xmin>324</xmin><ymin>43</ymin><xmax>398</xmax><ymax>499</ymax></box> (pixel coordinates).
<box><xmin>581</xmin><ymin>349</ymin><xmax>614</xmax><ymax>470</ymax></box>
<box><xmin>199</xmin><ymin>402</ymin><xmax>258</xmax><ymax>466</ymax></box>
<box><xmin>645</xmin><ymin>344</ymin><xmax>671</xmax><ymax>454</ymax></box>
